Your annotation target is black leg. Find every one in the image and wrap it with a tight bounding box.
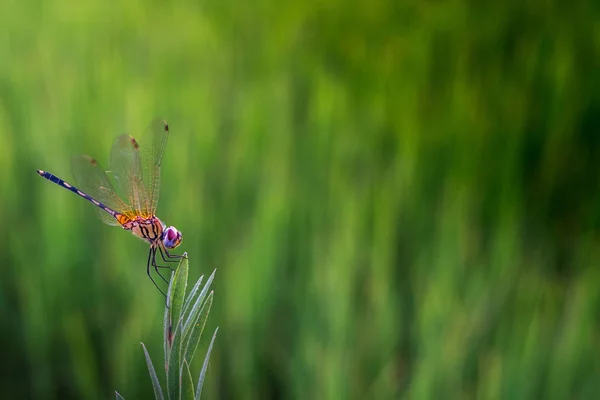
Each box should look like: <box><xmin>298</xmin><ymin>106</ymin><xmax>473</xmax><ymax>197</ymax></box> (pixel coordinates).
<box><xmin>164</xmin><ymin>248</ymin><xmax>185</xmax><ymax>259</ymax></box>
<box><xmin>147</xmin><ymin>247</ymin><xmax>167</xmax><ymax>298</ymax></box>
<box><xmin>150</xmin><ymin>247</ymin><xmax>170</xmax><ymax>284</ymax></box>
<box><xmin>158</xmin><ymin>246</ymin><xmax>181</xmax><ymax>264</ymax></box>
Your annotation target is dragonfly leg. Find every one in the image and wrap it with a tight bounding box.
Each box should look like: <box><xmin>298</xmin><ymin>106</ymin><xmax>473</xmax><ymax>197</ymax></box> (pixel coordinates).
<box><xmin>147</xmin><ymin>247</ymin><xmax>167</xmax><ymax>298</ymax></box>
<box><xmin>163</xmin><ymin>248</ymin><xmax>185</xmax><ymax>259</ymax></box>
<box><xmin>150</xmin><ymin>247</ymin><xmax>171</xmax><ymax>284</ymax></box>
<box><xmin>158</xmin><ymin>246</ymin><xmax>180</xmax><ymax>264</ymax></box>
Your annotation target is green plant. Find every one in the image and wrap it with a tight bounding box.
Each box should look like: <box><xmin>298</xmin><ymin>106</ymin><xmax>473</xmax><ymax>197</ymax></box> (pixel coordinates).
<box><xmin>116</xmin><ymin>254</ymin><xmax>218</xmax><ymax>400</ymax></box>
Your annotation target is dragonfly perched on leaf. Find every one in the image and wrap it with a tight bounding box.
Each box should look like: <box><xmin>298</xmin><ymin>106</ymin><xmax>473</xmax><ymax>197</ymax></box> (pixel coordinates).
<box><xmin>37</xmin><ymin>119</ymin><xmax>184</xmax><ymax>296</ymax></box>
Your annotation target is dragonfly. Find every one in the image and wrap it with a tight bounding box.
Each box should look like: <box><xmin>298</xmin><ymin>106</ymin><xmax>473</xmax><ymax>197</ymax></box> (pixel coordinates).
<box><xmin>36</xmin><ymin>119</ymin><xmax>184</xmax><ymax>296</ymax></box>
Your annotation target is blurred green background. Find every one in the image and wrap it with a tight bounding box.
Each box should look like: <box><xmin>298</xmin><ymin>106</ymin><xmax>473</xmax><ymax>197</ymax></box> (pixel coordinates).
<box><xmin>1</xmin><ymin>0</ymin><xmax>600</xmax><ymax>398</ymax></box>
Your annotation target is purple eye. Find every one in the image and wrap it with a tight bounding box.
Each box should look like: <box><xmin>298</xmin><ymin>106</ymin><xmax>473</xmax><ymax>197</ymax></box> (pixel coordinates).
<box><xmin>163</xmin><ymin>226</ymin><xmax>182</xmax><ymax>249</ymax></box>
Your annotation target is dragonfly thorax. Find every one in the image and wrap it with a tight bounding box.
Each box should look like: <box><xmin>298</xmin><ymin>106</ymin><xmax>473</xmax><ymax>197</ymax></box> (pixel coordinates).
<box><xmin>122</xmin><ymin>216</ymin><xmax>165</xmax><ymax>245</ymax></box>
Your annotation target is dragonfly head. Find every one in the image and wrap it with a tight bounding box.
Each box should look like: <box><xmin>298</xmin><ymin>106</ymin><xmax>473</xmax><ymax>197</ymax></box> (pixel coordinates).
<box><xmin>163</xmin><ymin>226</ymin><xmax>183</xmax><ymax>249</ymax></box>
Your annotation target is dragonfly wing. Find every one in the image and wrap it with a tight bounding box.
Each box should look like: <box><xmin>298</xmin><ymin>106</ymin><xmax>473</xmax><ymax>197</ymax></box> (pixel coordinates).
<box><xmin>138</xmin><ymin>118</ymin><xmax>169</xmax><ymax>216</ymax></box>
<box><xmin>95</xmin><ymin>207</ymin><xmax>122</xmax><ymax>226</ymax></box>
<box><xmin>70</xmin><ymin>155</ymin><xmax>133</xmax><ymax>226</ymax></box>
<box><xmin>109</xmin><ymin>134</ymin><xmax>150</xmax><ymax>218</ymax></box>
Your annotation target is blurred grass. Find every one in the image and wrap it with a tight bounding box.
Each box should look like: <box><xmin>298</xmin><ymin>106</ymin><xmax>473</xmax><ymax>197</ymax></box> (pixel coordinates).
<box><xmin>1</xmin><ymin>0</ymin><xmax>600</xmax><ymax>398</ymax></box>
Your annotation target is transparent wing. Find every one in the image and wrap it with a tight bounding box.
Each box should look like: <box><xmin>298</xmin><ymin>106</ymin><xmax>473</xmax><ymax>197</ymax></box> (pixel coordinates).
<box><xmin>108</xmin><ymin>134</ymin><xmax>149</xmax><ymax>218</ymax></box>
<box><xmin>138</xmin><ymin>118</ymin><xmax>169</xmax><ymax>216</ymax></box>
<box><xmin>70</xmin><ymin>155</ymin><xmax>134</xmax><ymax>226</ymax></box>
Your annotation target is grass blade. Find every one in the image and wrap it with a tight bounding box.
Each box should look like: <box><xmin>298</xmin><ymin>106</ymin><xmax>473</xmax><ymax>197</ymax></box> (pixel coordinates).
<box><xmin>164</xmin><ymin>270</ymin><xmax>175</xmax><ymax>369</ymax></box>
<box><xmin>195</xmin><ymin>327</ymin><xmax>219</xmax><ymax>400</ymax></box>
<box><xmin>183</xmin><ymin>269</ymin><xmax>216</xmax><ymax>334</ymax></box>
<box><xmin>116</xmin><ymin>254</ymin><xmax>218</xmax><ymax>400</ymax></box>
<box><xmin>181</xmin><ymin>274</ymin><xmax>204</xmax><ymax>318</ymax></box>
<box><xmin>167</xmin><ymin>315</ymin><xmax>184</xmax><ymax>400</ymax></box>
<box><xmin>142</xmin><ymin>342</ymin><xmax>165</xmax><ymax>400</ymax></box>
<box><xmin>180</xmin><ymin>360</ymin><xmax>195</xmax><ymax>400</ymax></box>
<box><xmin>169</xmin><ymin>254</ymin><xmax>189</xmax><ymax>336</ymax></box>
<box><xmin>183</xmin><ymin>292</ymin><xmax>213</xmax><ymax>365</ymax></box>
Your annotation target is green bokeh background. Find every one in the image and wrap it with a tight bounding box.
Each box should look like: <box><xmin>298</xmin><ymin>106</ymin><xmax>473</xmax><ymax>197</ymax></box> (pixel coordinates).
<box><xmin>2</xmin><ymin>0</ymin><xmax>600</xmax><ymax>398</ymax></box>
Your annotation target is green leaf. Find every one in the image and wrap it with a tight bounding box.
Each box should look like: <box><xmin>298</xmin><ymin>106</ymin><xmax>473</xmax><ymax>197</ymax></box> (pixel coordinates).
<box><xmin>117</xmin><ymin>254</ymin><xmax>218</xmax><ymax>400</ymax></box>
<box><xmin>183</xmin><ymin>269</ymin><xmax>216</xmax><ymax>334</ymax></box>
<box><xmin>195</xmin><ymin>327</ymin><xmax>219</xmax><ymax>400</ymax></box>
<box><xmin>181</xmin><ymin>274</ymin><xmax>204</xmax><ymax>318</ymax></box>
<box><xmin>142</xmin><ymin>342</ymin><xmax>164</xmax><ymax>400</ymax></box>
<box><xmin>169</xmin><ymin>254</ymin><xmax>189</xmax><ymax>338</ymax></box>
<box><xmin>183</xmin><ymin>292</ymin><xmax>213</xmax><ymax>365</ymax></box>
<box><xmin>180</xmin><ymin>360</ymin><xmax>195</xmax><ymax>400</ymax></box>
<box><xmin>167</xmin><ymin>317</ymin><xmax>184</xmax><ymax>400</ymax></box>
<box><xmin>164</xmin><ymin>271</ymin><xmax>174</xmax><ymax>369</ymax></box>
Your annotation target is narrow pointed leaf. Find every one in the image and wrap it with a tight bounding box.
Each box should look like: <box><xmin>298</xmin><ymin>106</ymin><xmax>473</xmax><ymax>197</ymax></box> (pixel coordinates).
<box><xmin>115</xmin><ymin>391</ymin><xmax>126</xmax><ymax>400</ymax></box>
<box><xmin>183</xmin><ymin>292</ymin><xmax>213</xmax><ymax>365</ymax></box>
<box><xmin>181</xmin><ymin>274</ymin><xmax>204</xmax><ymax>318</ymax></box>
<box><xmin>167</xmin><ymin>315</ymin><xmax>185</xmax><ymax>400</ymax></box>
<box><xmin>180</xmin><ymin>360</ymin><xmax>195</xmax><ymax>400</ymax></box>
<box><xmin>183</xmin><ymin>269</ymin><xmax>216</xmax><ymax>333</ymax></box>
<box><xmin>164</xmin><ymin>270</ymin><xmax>175</xmax><ymax>367</ymax></box>
<box><xmin>169</xmin><ymin>254</ymin><xmax>189</xmax><ymax>338</ymax></box>
<box><xmin>195</xmin><ymin>327</ymin><xmax>219</xmax><ymax>400</ymax></box>
<box><xmin>142</xmin><ymin>342</ymin><xmax>165</xmax><ymax>400</ymax></box>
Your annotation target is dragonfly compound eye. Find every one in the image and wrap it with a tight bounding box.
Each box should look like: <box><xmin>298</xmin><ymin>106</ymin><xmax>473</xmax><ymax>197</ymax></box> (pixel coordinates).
<box><xmin>164</xmin><ymin>226</ymin><xmax>182</xmax><ymax>249</ymax></box>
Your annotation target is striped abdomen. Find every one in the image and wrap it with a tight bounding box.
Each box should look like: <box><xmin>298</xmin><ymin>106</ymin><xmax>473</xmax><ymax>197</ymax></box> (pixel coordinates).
<box><xmin>36</xmin><ymin>169</ymin><xmax>126</xmax><ymax>224</ymax></box>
